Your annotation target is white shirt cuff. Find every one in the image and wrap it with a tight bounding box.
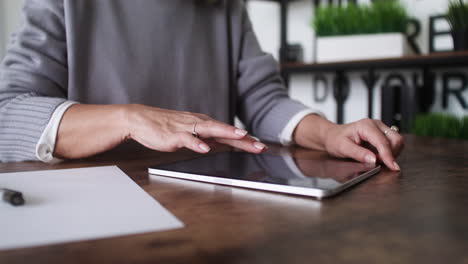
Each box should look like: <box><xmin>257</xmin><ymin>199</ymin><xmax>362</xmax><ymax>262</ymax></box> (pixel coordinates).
<box><xmin>36</xmin><ymin>101</ymin><xmax>78</xmax><ymax>163</ymax></box>
<box><xmin>279</xmin><ymin>109</ymin><xmax>326</xmax><ymax>146</ymax></box>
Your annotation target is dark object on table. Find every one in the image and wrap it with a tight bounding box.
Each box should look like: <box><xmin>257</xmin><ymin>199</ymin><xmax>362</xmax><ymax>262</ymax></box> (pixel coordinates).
<box><xmin>1</xmin><ymin>188</ymin><xmax>25</xmax><ymax>206</ymax></box>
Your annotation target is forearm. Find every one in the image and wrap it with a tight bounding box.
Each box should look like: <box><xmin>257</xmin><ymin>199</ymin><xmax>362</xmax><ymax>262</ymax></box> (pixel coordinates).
<box><xmin>293</xmin><ymin>114</ymin><xmax>336</xmax><ymax>151</ymax></box>
<box><xmin>54</xmin><ymin>104</ymin><xmax>128</xmax><ymax>159</ymax></box>
<box><xmin>54</xmin><ymin>103</ymin><xmax>266</xmax><ymax>160</ymax></box>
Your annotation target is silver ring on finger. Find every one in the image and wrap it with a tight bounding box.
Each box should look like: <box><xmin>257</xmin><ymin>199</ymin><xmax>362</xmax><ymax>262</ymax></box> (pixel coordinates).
<box><xmin>192</xmin><ymin>122</ymin><xmax>199</xmax><ymax>138</ymax></box>
<box><xmin>384</xmin><ymin>125</ymin><xmax>399</xmax><ymax>135</ymax></box>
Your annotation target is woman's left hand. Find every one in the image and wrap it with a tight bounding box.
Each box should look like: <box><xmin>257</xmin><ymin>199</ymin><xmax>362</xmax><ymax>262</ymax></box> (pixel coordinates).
<box><xmin>294</xmin><ymin>115</ymin><xmax>404</xmax><ymax>171</ymax></box>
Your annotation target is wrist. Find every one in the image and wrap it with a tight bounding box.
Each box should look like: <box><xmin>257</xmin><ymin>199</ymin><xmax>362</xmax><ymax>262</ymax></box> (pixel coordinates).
<box><xmin>55</xmin><ymin>104</ymin><xmax>132</xmax><ymax>159</ymax></box>
<box><xmin>293</xmin><ymin>114</ymin><xmax>336</xmax><ymax>151</ymax></box>
<box><xmin>119</xmin><ymin>104</ymin><xmax>139</xmax><ymax>141</ymax></box>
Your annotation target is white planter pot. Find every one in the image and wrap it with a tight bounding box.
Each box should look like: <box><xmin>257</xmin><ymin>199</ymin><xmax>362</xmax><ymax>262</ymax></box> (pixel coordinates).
<box><xmin>316</xmin><ymin>33</ymin><xmax>413</xmax><ymax>63</ymax></box>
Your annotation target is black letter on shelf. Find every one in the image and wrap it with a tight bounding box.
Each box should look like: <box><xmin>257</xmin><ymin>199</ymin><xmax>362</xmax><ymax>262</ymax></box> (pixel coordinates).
<box><xmin>313</xmin><ymin>74</ymin><xmax>328</xmax><ymax>103</ymax></box>
<box><xmin>442</xmin><ymin>72</ymin><xmax>467</xmax><ymax>109</ymax></box>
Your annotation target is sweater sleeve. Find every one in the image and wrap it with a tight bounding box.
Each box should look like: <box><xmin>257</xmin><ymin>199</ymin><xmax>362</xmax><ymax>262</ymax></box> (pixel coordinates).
<box><xmin>235</xmin><ymin>5</ymin><xmax>311</xmax><ymax>143</ymax></box>
<box><xmin>0</xmin><ymin>0</ymin><xmax>68</xmax><ymax>162</ymax></box>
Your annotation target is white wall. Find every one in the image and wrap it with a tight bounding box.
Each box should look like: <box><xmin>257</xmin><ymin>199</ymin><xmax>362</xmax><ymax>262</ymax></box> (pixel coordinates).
<box><xmin>247</xmin><ymin>0</ymin><xmax>467</xmax><ymax>123</ymax></box>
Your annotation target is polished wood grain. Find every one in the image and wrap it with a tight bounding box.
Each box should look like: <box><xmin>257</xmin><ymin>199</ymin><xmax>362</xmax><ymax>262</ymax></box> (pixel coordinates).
<box><xmin>1</xmin><ymin>135</ymin><xmax>468</xmax><ymax>264</ymax></box>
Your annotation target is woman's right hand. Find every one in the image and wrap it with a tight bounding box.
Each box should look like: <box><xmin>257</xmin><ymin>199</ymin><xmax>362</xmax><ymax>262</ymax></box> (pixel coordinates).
<box><xmin>123</xmin><ymin>104</ymin><xmax>266</xmax><ymax>154</ymax></box>
<box><xmin>55</xmin><ymin>104</ymin><xmax>266</xmax><ymax>160</ymax></box>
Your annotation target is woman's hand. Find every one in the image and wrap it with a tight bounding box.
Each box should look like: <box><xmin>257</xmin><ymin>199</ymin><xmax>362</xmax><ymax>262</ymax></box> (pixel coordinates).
<box><xmin>55</xmin><ymin>104</ymin><xmax>266</xmax><ymax>159</ymax></box>
<box><xmin>293</xmin><ymin>115</ymin><xmax>404</xmax><ymax>171</ymax></box>
<box><xmin>123</xmin><ymin>104</ymin><xmax>266</xmax><ymax>154</ymax></box>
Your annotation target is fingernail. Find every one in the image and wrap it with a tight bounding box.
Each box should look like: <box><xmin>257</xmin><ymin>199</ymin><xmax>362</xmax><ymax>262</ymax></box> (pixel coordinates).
<box><xmin>235</xmin><ymin>129</ymin><xmax>248</xmax><ymax>136</ymax></box>
<box><xmin>365</xmin><ymin>154</ymin><xmax>376</xmax><ymax>164</ymax></box>
<box><xmin>199</xmin><ymin>143</ymin><xmax>211</xmax><ymax>153</ymax></box>
<box><xmin>393</xmin><ymin>161</ymin><xmax>401</xmax><ymax>171</ymax></box>
<box><xmin>254</xmin><ymin>142</ymin><xmax>266</xmax><ymax>150</ymax></box>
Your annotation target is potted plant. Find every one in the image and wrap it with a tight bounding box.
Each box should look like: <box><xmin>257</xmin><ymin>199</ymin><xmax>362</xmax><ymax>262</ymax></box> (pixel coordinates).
<box><xmin>312</xmin><ymin>0</ymin><xmax>412</xmax><ymax>62</ymax></box>
<box><xmin>447</xmin><ymin>0</ymin><xmax>468</xmax><ymax>51</ymax></box>
<box><xmin>411</xmin><ymin>113</ymin><xmax>468</xmax><ymax>140</ymax></box>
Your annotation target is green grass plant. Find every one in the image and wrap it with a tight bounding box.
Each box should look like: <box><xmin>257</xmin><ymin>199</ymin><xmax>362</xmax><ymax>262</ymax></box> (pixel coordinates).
<box><xmin>411</xmin><ymin>113</ymin><xmax>468</xmax><ymax>140</ymax></box>
<box><xmin>447</xmin><ymin>0</ymin><xmax>468</xmax><ymax>31</ymax></box>
<box><xmin>460</xmin><ymin>116</ymin><xmax>468</xmax><ymax>140</ymax></box>
<box><xmin>313</xmin><ymin>0</ymin><xmax>409</xmax><ymax>37</ymax></box>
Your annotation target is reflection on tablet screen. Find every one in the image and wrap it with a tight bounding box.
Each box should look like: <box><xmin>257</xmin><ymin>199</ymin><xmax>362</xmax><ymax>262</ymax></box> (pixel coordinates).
<box><xmin>151</xmin><ymin>152</ymin><xmax>377</xmax><ymax>192</ymax></box>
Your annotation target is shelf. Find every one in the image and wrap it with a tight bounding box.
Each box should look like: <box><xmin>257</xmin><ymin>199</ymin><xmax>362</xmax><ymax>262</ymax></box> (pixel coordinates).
<box><xmin>281</xmin><ymin>51</ymin><xmax>468</xmax><ymax>73</ymax></box>
<box><xmin>255</xmin><ymin>0</ymin><xmax>468</xmax><ymax>125</ymax></box>
<box><xmin>279</xmin><ymin>50</ymin><xmax>468</xmax><ymax>125</ymax></box>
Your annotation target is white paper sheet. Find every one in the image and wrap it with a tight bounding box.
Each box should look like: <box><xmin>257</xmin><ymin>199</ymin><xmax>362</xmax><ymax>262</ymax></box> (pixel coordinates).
<box><xmin>0</xmin><ymin>166</ymin><xmax>184</xmax><ymax>250</ymax></box>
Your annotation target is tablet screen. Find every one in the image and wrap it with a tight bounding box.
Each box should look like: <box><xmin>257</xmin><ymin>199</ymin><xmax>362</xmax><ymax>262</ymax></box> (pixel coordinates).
<box><xmin>149</xmin><ymin>151</ymin><xmax>380</xmax><ymax>198</ymax></box>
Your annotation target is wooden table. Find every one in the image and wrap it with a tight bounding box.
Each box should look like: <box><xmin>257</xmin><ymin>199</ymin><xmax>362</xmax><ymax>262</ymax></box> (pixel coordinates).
<box><xmin>1</xmin><ymin>135</ymin><xmax>468</xmax><ymax>264</ymax></box>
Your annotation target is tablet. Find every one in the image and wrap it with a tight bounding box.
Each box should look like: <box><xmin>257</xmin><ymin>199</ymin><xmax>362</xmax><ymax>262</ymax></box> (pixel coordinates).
<box><xmin>148</xmin><ymin>151</ymin><xmax>380</xmax><ymax>199</ymax></box>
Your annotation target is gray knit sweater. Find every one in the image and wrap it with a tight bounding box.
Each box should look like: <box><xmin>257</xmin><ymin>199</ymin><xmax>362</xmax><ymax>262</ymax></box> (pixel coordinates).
<box><xmin>0</xmin><ymin>0</ymin><xmax>309</xmax><ymax>162</ymax></box>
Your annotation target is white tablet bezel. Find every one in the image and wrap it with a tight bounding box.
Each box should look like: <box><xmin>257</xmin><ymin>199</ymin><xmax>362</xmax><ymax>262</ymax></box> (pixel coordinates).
<box><xmin>148</xmin><ymin>152</ymin><xmax>381</xmax><ymax>199</ymax></box>
<box><xmin>149</xmin><ymin>166</ymin><xmax>380</xmax><ymax>198</ymax></box>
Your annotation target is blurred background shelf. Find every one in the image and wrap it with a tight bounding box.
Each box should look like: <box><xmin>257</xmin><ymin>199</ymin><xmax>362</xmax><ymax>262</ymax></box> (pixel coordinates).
<box><xmin>281</xmin><ymin>51</ymin><xmax>468</xmax><ymax>73</ymax></box>
<box><xmin>281</xmin><ymin>51</ymin><xmax>468</xmax><ymax>128</ymax></box>
<box><xmin>281</xmin><ymin>51</ymin><xmax>468</xmax><ymax>126</ymax></box>
<box><xmin>249</xmin><ymin>0</ymin><xmax>468</xmax><ymax>128</ymax></box>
